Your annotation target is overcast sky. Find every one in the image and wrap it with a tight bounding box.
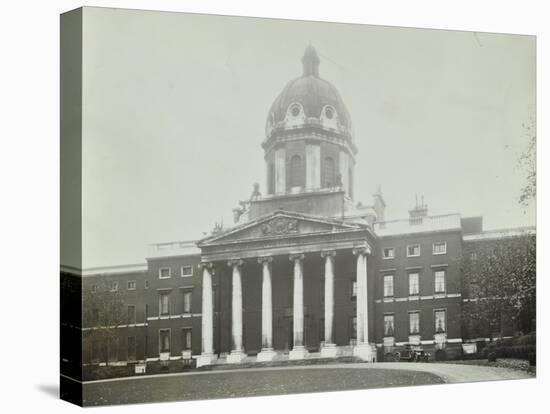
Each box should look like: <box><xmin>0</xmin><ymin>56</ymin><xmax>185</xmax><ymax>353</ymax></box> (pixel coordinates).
<box><xmin>81</xmin><ymin>7</ymin><xmax>535</xmax><ymax>268</ymax></box>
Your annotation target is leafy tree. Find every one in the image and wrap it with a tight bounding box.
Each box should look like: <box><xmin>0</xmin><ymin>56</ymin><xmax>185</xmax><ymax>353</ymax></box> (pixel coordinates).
<box><xmin>82</xmin><ymin>276</ymin><xmax>126</xmax><ymax>365</ymax></box>
<box><xmin>461</xmin><ymin>233</ymin><xmax>536</xmax><ymax>339</ymax></box>
<box><xmin>518</xmin><ymin>120</ymin><xmax>536</xmax><ymax>207</ymax></box>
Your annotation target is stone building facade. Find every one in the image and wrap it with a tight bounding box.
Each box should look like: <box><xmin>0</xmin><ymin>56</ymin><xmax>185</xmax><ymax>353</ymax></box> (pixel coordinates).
<box><xmin>71</xmin><ymin>46</ymin><xmax>535</xmax><ymax>369</ymax></box>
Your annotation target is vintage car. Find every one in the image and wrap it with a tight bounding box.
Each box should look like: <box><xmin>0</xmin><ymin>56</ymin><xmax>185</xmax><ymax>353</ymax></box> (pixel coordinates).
<box><xmin>393</xmin><ymin>344</ymin><xmax>430</xmax><ymax>362</ymax></box>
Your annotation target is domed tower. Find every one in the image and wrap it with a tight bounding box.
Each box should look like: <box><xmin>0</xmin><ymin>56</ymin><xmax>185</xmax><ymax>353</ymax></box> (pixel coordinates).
<box><xmin>235</xmin><ymin>45</ymin><xmax>370</xmax><ymax>223</ymax></box>
<box><xmin>263</xmin><ymin>45</ymin><xmax>357</xmax><ymax>199</ymax></box>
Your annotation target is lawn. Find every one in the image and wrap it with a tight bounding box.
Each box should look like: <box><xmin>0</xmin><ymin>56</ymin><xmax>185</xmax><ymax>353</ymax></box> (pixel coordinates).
<box><xmin>82</xmin><ymin>367</ymin><xmax>443</xmax><ymax>406</ymax></box>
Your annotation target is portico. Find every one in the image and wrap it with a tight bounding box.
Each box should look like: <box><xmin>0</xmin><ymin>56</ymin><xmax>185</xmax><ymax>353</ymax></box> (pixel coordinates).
<box><xmin>196</xmin><ymin>210</ymin><xmax>376</xmax><ymax>367</ymax></box>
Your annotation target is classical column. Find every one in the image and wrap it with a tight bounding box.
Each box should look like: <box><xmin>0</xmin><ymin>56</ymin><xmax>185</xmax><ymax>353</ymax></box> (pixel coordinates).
<box><xmin>257</xmin><ymin>256</ymin><xmax>276</xmax><ymax>362</ymax></box>
<box><xmin>305</xmin><ymin>143</ymin><xmax>321</xmax><ymax>190</ymax></box>
<box><xmin>289</xmin><ymin>253</ymin><xmax>308</xmax><ymax>360</ymax></box>
<box><xmin>320</xmin><ymin>250</ymin><xmax>337</xmax><ymax>358</ymax></box>
<box><xmin>227</xmin><ymin>259</ymin><xmax>245</xmax><ymax>363</ymax></box>
<box><xmin>339</xmin><ymin>151</ymin><xmax>350</xmax><ymax>195</ymax></box>
<box><xmin>197</xmin><ymin>261</ymin><xmax>217</xmax><ymax>367</ymax></box>
<box><xmin>352</xmin><ymin>245</ymin><xmax>375</xmax><ymax>361</ymax></box>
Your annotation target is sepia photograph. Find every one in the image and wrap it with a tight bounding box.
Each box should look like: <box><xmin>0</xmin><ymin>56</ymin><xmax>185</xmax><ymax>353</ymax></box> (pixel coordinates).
<box><xmin>59</xmin><ymin>6</ymin><xmax>536</xmax><ymax>407</ymax></box>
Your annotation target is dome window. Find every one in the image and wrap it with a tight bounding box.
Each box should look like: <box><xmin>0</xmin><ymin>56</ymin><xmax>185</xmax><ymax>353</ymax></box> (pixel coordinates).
<box><xmin>290</xmin><ymin>104</ymin><xmax>301</xmax><ymax>117</ymax></box>
<box><xmin>323</xmin><ymin>157</ymin><xmax>335</xmax><ymax>188</ymax></box>
<box><xmin>289</xmin><ymin>155</ymin><xmax>304</xmax><ymax>189</ymax></box>
<box><xmin>325</xmin><ymin>107</ymin><xmax>334</xmax><ymax>119</ymax></box>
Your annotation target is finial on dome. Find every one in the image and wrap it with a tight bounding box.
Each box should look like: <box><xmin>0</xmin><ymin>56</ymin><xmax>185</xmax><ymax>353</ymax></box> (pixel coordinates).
<box><xmin>302</xmin><ymin>44</ymin><xmax>320</xmax><ymax>77</ymax></box>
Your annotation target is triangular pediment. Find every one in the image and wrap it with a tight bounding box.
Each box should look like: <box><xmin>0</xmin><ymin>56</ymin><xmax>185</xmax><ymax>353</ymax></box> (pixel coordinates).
<box><xmin>199</xmin><ymin>211</ymin><xmax>364</xmax><ymax>246</ymax></box>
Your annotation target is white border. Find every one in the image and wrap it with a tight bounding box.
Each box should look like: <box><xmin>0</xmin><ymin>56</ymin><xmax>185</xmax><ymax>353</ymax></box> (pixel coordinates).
<box><xmin>2</xmin><ymin>1</ymin><xmax>546</xmax><ymax>414</ymax></box>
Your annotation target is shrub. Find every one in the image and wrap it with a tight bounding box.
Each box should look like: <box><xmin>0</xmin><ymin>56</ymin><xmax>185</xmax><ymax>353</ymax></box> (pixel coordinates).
<box><xmin>497</xmin><ymin>337</ymin><xmax>514</xmax><ymax>347</ymax></box>
<box><xmin>488</xmin><ymin>352</ymin><xmax>497</xmax><ymax>362</ymax></box>
<box><xmin>515</xmin><ymin>333</ymin><xmax>536</xmax><ymax>346</ymax></box>
<box><xmin>476</xmin><ymin>340</ymin><xmax>487</xmax><ymax>353</ymax></box>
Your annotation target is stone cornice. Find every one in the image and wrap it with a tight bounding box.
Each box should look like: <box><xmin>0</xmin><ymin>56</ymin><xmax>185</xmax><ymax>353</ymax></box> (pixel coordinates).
<box><xmin>262</xmin><ymin>127</ymin><xmax>357</xmax><ymax>159</ymax></box>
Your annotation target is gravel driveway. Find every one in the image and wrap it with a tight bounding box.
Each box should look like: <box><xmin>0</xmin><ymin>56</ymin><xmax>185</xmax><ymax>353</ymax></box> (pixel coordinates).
<box><xmin>350</xmin><ymin>362</ymin><xmax>534</xmax><ymax>383</ymax></box>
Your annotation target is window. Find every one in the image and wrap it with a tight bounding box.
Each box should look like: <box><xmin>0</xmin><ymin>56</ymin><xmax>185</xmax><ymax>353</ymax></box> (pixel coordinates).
<box><xmin>91</xmin><ymin>339</ymin><xmax>100</xmax><ymax>364</ymax></box>
<box><xmin>127</xmin><ymin>280</ymin><xmax>136</xmax><ymax>290</ymax></box>
<box><xmin>351</xmin><ymin>280</ymin><xmax>357</xmax><ymax>298</ymax></box>
<box><xmin>435</xmin><ymin>309</ymin><xmax>446</xmax><ymax>333</ymax></box>
<box><xmin>409</xmin><ymin>312</ymin><xmax>420</xmax><ymax>335</ymax></box>
<box><xmin>433</xmin><ymin>242</ymin><xmax>447</xmax><ymax>255</ymax></box>
<box><xmin>91</xmin><ymin>284</ymin><xmax>97</xmax><ymax>293</ymax></box>
<box><xmin>181</xmin><ymin>265</ymin><xmax>193</xmax><ymax>277</ymax></box>
<box><xmin>434</xmin><ymin>270</ymin><xmax>446</xmax><ymax>293</ymax></box>
<box><xmin>470</xmin><ymin>252</ymin><xmax>478</xmax><ymax>261</ymax></box>
<box><xmin>127</xmin><ymin>336</ymin><xmax>136</xmax><ymax>361</ymax></box>
<box><xmin>127</xmin><ymin>305</ymin><xmax>136</xmax><ymax>324</ymax></box>
<box><xmin>182</xmin><ymin>291</ymin><xmax>192</xmax><ymax>314</ymax></box>
<box><xmin>92</xmin><ymin>307</ymin><xmax>99</xmax><ymax>323</ymax></box>
<box><xmin>384</xmin><ymin>314</ymin><xmax>395</xmax><ymax>337</ymax></box>
<box><xmin>159</xmin><ymin>267</ymin><xmax>171</xmax><ymax>279</ymax></box>
<box><xmin>144</xmin><ymin>280</ymin><xmax>149</xmax><ymax>289</ymax></box>
<box><xmin>159</xmin><ymin>292</ymin><xmax>170</xmax><ymax>316</ymax></box>
<box><xmin>323</xmin><ymin>157</ymin><xmax>335</xmax><ymax>187</ymax></box>
<box><xmin>107</xmin><ymin>337</ymin><xmax>118</xmax><ymax>362</ymax></box>
<box><xmin>182</xmin><ymin>328</ymin><xmax>192</xmax><ymax>350</ymax></box>
<box><xmin>159</xmin><ymin>329</ymin><xmax>171</xmax><ymax>353</ymax></box>
<box><xmin>409</xmin><ymin>273</ymin><xmax>419</xmax><ymax>296</ymax></box>
<box><xmin>290</xmin><ymin>104</ymin><xmax>301</xmax><ymax>117</ymax></box>
<box><xmin>407</xmin><ymin>244</ymin><xmax>421</xmax><ymax>257</ymax></box>
<box><xmin>382</xmin><ymin>247</ymin><xmax>395</xmax><ymax>259</ymax></box>
<box><xmin>289</xmin><ymin>155</ymin><xmax>304</xmax><ymax>188</ymax></box>
<box><xmin>108</xmin><ymin>281</ymin><xmax>118</xmax><ymax>292</ymax></box>
<box><xmin>383</xmin><ymin>275</ymin><xmax>394</xmax><ymax>297</ymax></box>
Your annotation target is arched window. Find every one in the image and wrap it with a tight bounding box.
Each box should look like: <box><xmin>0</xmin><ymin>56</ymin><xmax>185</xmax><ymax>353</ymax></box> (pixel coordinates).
<box><xmin>289</xmin><ymin>155</ymin><xmax>304</xmax><ymax>188</ymax></box>
<box><xmin>323</xmin><ymin>157</ymin><xmax>335</xmax><ymax>188</ymax></box>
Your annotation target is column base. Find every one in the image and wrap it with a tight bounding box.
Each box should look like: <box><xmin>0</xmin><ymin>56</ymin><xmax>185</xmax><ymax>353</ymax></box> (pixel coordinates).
<box><xmin>257</xmin><ymin>348</ymin><xmax>276</xmax><ymax>362</ymax></box>
<box><xmin>196</xmin><ymin>353</ymin><xmax>217</xmax><ymax>368</ymax></box>
<box><xmin>320</xmin><ymin>343</ymin><xmax>338</xmax><ymax>358</ymax></box>
<box><xmin>353</xmin><ymin>343</ymin><xmax>376</xmax><ymax>362</ymax></box>
<box><xmin>226</xmin><ymin>350</ymin><xmax>246</xmax><ymax>364</ymax></box>
<box><xmin>289</xmin><ymin>346</ymin><xmax>309</xmax><ymax>360</ymax></box>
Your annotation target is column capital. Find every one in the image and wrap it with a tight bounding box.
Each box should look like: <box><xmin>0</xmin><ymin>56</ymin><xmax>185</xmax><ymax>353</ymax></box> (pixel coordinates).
<box><xmin>198</xmin><ymin>261</ymin><xmax>214</xmax><ymax>270</ymax></box>
<box><xmin>227</xmin><ymin>259</ymin><xmax>244</xmax><ymax>268</ymax></box>
<box><xmin>320</xmin><ymin>250</ymin><xmax>336</xmax><ymax>258</ymax></box>
<box><xmin>352</xmin><ymin>243</ymin><xmax>372</xmax><ymax>256</ymax></box>
<box><xmin>257</xmin><ymin>256</ymin><xmax>273</xmax><ymax>265</ymax></box>
<box><xmin>289</xmin><ymin>253</ymin><xmax>305</xmax><ymax>262</ymax></box>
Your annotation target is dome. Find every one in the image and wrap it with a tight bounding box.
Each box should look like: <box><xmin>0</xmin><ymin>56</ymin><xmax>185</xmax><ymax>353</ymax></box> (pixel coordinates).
<box><xmin>266</xmin><ymin>45</ymin><xmax>353</xmax><ymax>139</ymax></box>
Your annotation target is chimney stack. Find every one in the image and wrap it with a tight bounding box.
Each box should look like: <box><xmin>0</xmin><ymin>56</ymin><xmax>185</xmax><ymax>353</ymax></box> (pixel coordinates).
<box><xmin>409</xmin><ymin>194</ymin><xmax>428</xmax><ymax>224</ymax></box>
